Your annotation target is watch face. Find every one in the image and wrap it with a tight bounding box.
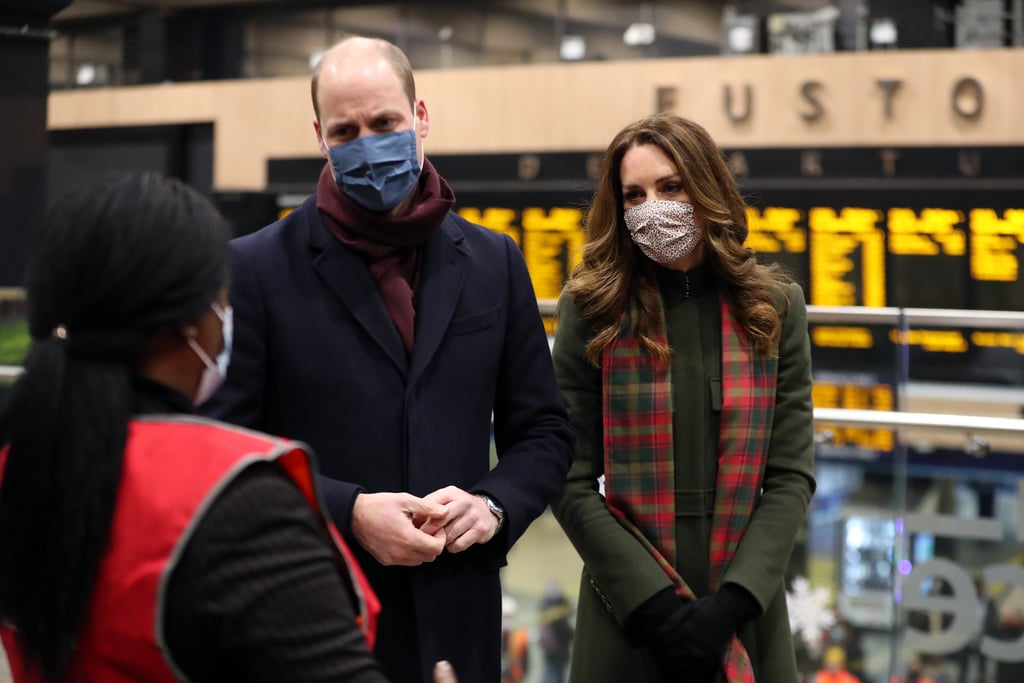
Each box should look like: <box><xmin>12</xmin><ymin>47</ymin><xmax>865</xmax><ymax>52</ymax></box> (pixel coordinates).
<box><xmin>481</xmin><ymin>495</ymin><xmax>503</xmax><ymax>526</ymax></box>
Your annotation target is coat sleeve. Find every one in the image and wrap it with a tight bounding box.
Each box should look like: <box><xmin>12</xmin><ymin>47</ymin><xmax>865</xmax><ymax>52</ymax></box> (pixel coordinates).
<box><xmin>720</xmin><ymin>282</ymin><xmax>816</xmax><ymax>609</ymax></box>
<box><xmin>549</xmin><ymin>290</ymin><xmax>674</xmax><ymax>626</ymax></box>
<box><xmin>473</xmin><ymin>234</ymin><xmax>575</xmax><ymax>553</ymax></box>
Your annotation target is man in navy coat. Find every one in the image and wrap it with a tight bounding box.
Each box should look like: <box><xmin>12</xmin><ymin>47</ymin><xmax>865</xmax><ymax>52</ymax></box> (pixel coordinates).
<box><xmin>203</xmin><ymin>35</ymin><xmax>574</xmax><ymax>683</ymax></box>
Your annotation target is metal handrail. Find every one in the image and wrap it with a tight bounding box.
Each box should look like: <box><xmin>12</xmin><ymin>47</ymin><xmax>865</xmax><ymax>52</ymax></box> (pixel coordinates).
<box><xmin>803</xmin><ymin>306</ymin><xmax>1024</xmax><ymax>330</ymax></box>
<box><xmin>531</xmin><ymin>301</ymin><xmax>1024</xmax><ymax>439</ymax></box>
<box><xmin>813</xmin><ymin>407</ymin><xmax>1024</xmax><ymax>436</ymax></box>
<box><xmin>5</xmin><ymin>305</ymin><xmax>1024</xmax><ymax>437</ymax></box>
<box><xmin>537</xmin><ymin>299</ymin><xmax>1024</xmax><ymax>329</ymax></box>
<box><xmin>2</xmin><ymin>359</ymin><xmax>1020</xmax><ymax>437</ymax></box>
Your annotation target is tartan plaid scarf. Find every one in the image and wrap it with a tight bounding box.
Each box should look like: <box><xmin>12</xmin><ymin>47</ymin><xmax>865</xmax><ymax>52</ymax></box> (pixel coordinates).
<box><xmin>601</xmin><ymin>293</ymin><xmax>778</xmax><ymax>683</ymax></box>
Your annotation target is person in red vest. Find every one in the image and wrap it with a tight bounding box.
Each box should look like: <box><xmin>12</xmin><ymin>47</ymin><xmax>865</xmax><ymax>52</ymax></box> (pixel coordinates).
<box><xmin>0</xmin><ymin>171</ymin><xmax>454</xmax><ymax>683</ymax></box>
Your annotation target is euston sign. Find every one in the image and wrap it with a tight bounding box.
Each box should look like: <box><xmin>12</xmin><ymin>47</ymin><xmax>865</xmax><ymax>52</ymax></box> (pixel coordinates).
<box><xmin>656</xmin><ymin>76</ymin><xmax>987</xmax><ymax>125</ymax></box>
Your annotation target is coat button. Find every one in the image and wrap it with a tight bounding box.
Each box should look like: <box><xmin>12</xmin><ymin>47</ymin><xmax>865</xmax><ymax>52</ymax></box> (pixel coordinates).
<box><xmin>589</xmin><ymin>578</ymin><xmax>614</xmax><ymax>614</ymax></box>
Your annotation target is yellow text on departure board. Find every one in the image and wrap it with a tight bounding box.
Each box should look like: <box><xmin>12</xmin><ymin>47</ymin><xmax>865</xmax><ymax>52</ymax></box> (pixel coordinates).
<box><xmin>971</xmin><ymin>331</ymin><xmax>1024</xmax><ymax>354</ymax></box>
<box><xmin>462</xmin><ymin>203</ymin><xmax>1024</xmax><ymax>309</ymax></box>
<box><xmin>458</xmin><ymin>207</ymin><xmax>520</xmax><ymax>245</ymax></box>
<box><xmin>809</xmin><ymin>207</ymin><xmax>886</xmax><ymax>307</ymax></box>
<box><xmin>887</xmin><ymin>208</ymin><xmax>966</xmax><ymax>256</ymax></box>
<box><xmin>889</xmin><ymin>328</ymin><xmax>969</xmax><ymax>353</ymax></box>
<box><xmin>458</xmin><ymin>206</ymin><xmax>585</xmax><ymax>300</ymax></box>
<box><xmin>969</xmin><ymin>209</ymin><xmax>1024</xmax><ymax>282</ymax></box>
<box><xmin>746</xmin><ymin>207</ymin><xmax>806</xmax><ymax>254</ymax></box>
<box><xmin>813</xmin><ymin>379</ymin><xmax>895</xmax><ymax>451</ymax></box>
<box><xmin>811</xmin><ymin>326</ymin><xmax>875</xmax><ymax>349</ymax></box>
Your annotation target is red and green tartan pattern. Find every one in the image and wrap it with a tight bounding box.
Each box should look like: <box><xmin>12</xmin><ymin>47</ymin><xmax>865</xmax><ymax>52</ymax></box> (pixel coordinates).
<box><xmin>601</xmin><ymin>296</ymin><xmax>777</xmax><ymax>683</ymax></box>
<box><xmin>712</xmin><ymin>303</ymin><xmax>777</xmax><ymax>587</ymax></box>
<box><xmin>601</xmin><ymin>327</ymin><xmax>678</xmax><ymax>565</ymax></box>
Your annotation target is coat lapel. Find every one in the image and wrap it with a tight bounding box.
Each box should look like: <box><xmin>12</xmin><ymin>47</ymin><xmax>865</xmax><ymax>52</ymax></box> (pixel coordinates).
<box><xmin>305</xmin><ymin>202</ymin><xmax>408</xmax><ymax>377</ymax></box>
<box><xmin>409</xmin><ymin>216</ymin><xmax>469</xmax><ymax>384</ymax></box>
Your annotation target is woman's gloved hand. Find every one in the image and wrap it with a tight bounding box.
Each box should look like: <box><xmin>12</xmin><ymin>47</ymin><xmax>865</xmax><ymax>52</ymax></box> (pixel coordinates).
<box><xmin>674</xmin><ymin>583</ymin><xmax>760</xmax><ymax>675</ymax></box>
<box><xmin>624</xmin><ymin>586</ymin><xmax>698</xmax><ymax>680</ymax></box>
<box><xmin>625</xmin><ymin>583</ymin><xmax>760</xmax><ymax>680</ymax></box>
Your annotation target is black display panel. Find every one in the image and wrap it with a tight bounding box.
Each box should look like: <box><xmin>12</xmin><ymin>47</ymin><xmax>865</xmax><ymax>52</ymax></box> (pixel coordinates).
<box><xmin>744</xmin><ymin>189</ymin><xmax>1024</xmax><ymax>313</ymax></box>
<box><xmin>262</xmin><ymin>147</ymin><xmax>1024</xmax><ymax>388</ymax></box>
<box><xmin>444</xmin><ymin>188</ymin><xmax>1024</xmax><ymax>387</ymax></box>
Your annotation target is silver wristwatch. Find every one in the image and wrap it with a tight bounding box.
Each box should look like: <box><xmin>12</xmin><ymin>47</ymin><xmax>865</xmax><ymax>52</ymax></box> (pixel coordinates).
<box><xmin>477</xmin><ymin>494</ymin><xmax>505</xmax><ymax>532</ymax></box>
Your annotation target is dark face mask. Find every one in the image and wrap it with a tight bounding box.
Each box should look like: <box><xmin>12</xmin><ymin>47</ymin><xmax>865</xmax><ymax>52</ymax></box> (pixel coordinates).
<box><xmin>324</xmin><ymin>126</ymin><xmax>422</xmax><ymax>213</ymax></box>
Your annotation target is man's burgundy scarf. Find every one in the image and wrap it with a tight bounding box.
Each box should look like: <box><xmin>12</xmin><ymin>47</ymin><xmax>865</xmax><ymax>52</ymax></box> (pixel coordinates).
<box><xmin>316</xmin><ymin>158</ymin><xmax>455</xmax><ymax>354</ymax></box>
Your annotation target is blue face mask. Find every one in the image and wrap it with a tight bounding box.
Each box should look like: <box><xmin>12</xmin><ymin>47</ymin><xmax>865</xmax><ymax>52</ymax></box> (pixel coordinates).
<box><xmin>324</xmin><ymin>124</ymin><xmax>422</xmax><ymax>213</ymax></box>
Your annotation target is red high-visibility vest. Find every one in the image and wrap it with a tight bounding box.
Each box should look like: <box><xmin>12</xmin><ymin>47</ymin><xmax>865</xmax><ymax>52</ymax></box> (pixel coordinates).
<box><xmin>0</xmin><ymin>416</ymin><xmax>379</xmax><ymax>682</ymax></box>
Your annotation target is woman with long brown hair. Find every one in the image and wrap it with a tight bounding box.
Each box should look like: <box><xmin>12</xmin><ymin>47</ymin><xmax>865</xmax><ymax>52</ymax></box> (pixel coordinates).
<box><xmin>551</xmin><ymin>113</ymin><xmax>815</xmax><ymax>682</ymax></box>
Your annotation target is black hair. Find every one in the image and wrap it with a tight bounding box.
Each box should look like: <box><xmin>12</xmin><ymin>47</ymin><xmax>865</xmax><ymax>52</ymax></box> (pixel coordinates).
<box><xmin>0</xmin><ymin>171</ymin><xmax>229</xmax><ymax>679</ymax></box>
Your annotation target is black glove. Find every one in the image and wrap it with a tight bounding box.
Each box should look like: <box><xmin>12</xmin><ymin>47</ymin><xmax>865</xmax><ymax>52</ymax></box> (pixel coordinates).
<box><xmin>624</xmin><ymin>587</ymin><xmax>698</xmax><ymax>681</ymax></box>
<box><xmin>674</xmin><ymin>583</ymin><xmax>761</xmax><ymax>675</ymax></box>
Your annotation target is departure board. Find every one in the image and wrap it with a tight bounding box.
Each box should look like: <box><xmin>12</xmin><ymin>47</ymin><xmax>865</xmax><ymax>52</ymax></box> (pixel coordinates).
<box><xmin>745</xmin><ymin>206</ymin><xmax>808</xmax><ymax>287</ymax></box>
<box><xmin>259</xmin><ymin>151</ymin><xmax>1024</xmax><ymax>389</ymax></box>
<box><xmin>970</xmin><ymin>208</ymin><xmax>1024</xmax><ymax>311</ymax></box>
<box><xmin>807</xmin><ymin>206</ymin><xmax>887</xmax><ymax>307</ymax></box>
<box><xmin>812</xmin><ymin>371</ymin><xmax>896</xmax><ymax>457</ymax></box>
<box><xmin>264</xmin><ymin>154</ymin><xmax>1024</xmax><ymax>319</ymax></box>
<box><xmin>450</xmin><ymin>187</ymin><xmax>1024</xmax><ymax>387</ymax></box>
<box><xmin>459</xmin><ymin>203</ymin><xmax>586</xmax><ymax>302</ymax></box>
<box><xmin>744</xmin><ymin>190</ymin><xmax>1024</xmax><ymax>313</ymax></box>
<box><xmin>455</xmin><ymin>192</ymin><xmax>1024</xmax><ymax>311</ymax></box>
<box><xmin>887</xmin><ymin>207</ymin><xmax>968</xmax><ymax>310</ymax></box>
<box><xmin>456</xmin><ymin>193</ymin><xmax>588</xmax><ymax>302</ymax></box>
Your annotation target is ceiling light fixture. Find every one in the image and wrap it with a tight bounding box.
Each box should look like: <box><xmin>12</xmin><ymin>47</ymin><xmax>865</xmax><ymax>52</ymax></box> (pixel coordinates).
<box><xmin>559</xmin><ymin>34</ymin><xmax>585</xmax><ymax>61</ymax></box>
<box><xmin>623</xmin><ymin>22</ymin><xmax>656</xmax><ymax>47</ymax></box>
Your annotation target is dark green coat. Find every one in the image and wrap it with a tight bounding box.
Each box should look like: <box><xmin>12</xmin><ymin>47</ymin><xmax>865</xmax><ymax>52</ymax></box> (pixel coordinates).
<box><xmin>550</xmin><ymin>266</ymin><xmax>816</xmax><ymax>682</ymax></box>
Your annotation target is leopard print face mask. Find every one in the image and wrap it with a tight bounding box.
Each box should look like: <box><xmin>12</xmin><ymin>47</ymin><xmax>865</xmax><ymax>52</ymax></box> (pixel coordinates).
<box><xmin>623</xmin><ymin>199</ymin><xmax>701</xmax><ymax>265</ymax></box>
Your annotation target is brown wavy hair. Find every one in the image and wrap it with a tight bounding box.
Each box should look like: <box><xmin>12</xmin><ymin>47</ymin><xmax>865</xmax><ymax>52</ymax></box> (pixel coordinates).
<box><xmin>564</xmin><ymin>113</ymin><xmax>791</xmax><ymax>366</ymax></box>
